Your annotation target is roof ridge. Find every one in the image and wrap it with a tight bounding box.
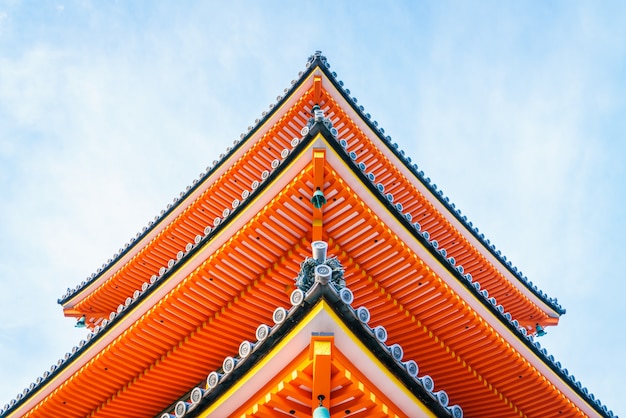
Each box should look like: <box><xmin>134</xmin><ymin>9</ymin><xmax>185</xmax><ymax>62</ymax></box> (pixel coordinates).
<box><xmin>58</xmin><ymin>50</ymin><xmax>564</xmax><ymax>317</ymax></box>
<box><xmin>309</xmin><ymin>58</ymin><xmax>566</xmax><ymax>315</ymax></box>
<box><xmin>157</xmin><ymin>248</ymin><xmax>464</xmax><ymax>418</ymax></box>
<box><xmin>4</xmin><ymin>123</ymin><xmax>313</xmax><ymax>418</ymax></box>
<box><xmin>315</xmin><ymin>122</ymin><xmax>612</xmax><ymax>416</ymax></box>
<box><xmin>56</xmin><ymin>56</ymin><xmax>319</xmax><ymax>306</ymax></box>
<box><xmin>18</xmin><ymin>51</ymin><xmax>618</xmax><ymax>418</ymax></box>
<box><xmin>4</xmin><ymin>108</ymin><xmax>616</xmax><ymax>417</ymax></box>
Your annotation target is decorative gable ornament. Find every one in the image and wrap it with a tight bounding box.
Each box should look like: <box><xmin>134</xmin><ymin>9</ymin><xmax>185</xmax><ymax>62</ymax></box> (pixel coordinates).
<box><xmin>295</xmin><ymin>241</ymin><xmax>345</xmax><ymax>292</ymax></box>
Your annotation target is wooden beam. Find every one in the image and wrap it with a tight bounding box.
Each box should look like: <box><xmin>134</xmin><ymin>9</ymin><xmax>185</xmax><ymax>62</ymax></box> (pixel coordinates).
<box><xmin>310</xmin><ymin>334</ymin><xmax>333</xmax><ymax>412</ymax></box>
<box><xmin>312</xmin><ymin>148</ymin><xmax>326</xmax><ymax>242</ymax></box>
<box><xmin>313</xmin><ymin>75</ymin><xmax>322</xmax><ymax>105</ymax></box>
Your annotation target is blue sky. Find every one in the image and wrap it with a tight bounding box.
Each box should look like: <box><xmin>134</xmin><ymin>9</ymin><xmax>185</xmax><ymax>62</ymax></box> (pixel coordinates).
<box><xmin>1</xmin><ymin>1</ymin><xmax>625</xmax><ymax>415</ymax></box>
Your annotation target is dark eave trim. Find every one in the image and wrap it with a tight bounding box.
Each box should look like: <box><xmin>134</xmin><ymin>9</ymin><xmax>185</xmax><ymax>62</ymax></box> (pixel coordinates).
<box><xmin>168</xmin><ymin>286</ymin><xmax>455</xmax><ymax>418</ymax></box>
<box><xmin>316</xmin><ymin>123</ymin><xmax>608</xmax><ymax>417</ymax></box>
<box><xmin>57</xmin><ymin>57</ymin><xmax>319</xmax><ymax>306</ymax></box>
<box><xmin>312</xmin><ymin>56</ymin><xmax>565</xmax><ymax>316</ymax></box>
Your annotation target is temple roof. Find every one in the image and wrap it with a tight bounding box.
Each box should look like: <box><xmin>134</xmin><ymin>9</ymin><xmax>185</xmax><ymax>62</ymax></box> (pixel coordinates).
<box><xmin>57</xmin><ymin>52</ymin><xmax>564</xmax><ymax>321</ymax></box>
<box><xmin>156</xmin><ymin>278</ymin><xmax>463</xmax><ymax>417</ymax></box>
<box><xmin>2</xmin><ymin>53</ymin><xmax>616</xmax><ymax>418</ymax></box>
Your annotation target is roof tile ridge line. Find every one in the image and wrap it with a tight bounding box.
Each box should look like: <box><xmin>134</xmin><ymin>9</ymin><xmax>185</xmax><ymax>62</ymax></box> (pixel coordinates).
<box><xmin>89</xmin><ymin>133</ymin><xmax>313</xmax><ymax>335</ymax></box>
<box><xmin>59</xmin><ymin>93</ymin><xmax>316</xmax><ymax>316</ymax></box>
<box><xmin>2</xmin><ymin>234</ymin><xmax>312</xmax><ymax>417</ymax></box>
<box><xmin>314</xmin><ymin>61</ymin><xmax>565</xmax><ymax>315</ymax></box>
<box><xmin>320</xmin><ymin>125</ymin><xmax>617</xmax><ymax>418</ymax></box>
<box><xmin>321</xmin><ymin>123</ymin><xmax>538</xmax><ymax>330</ymax></box>
<box><xmin>0</xmin><ymin>330</ymin><xmax>90</xmax><ymax>417</ymax></box>
<box><xmin>86</xmin><ymin>238</ymin><xmax>312</xmax><ymax>418</ymax></box>
<box><xmin>332</xmin><ymin>124</ymin><xmax>551</xmax><ymax>324</ymax></box>
<box><xmin>326</xmin><ymin>239</ymin><xmax>533</xmax><ymax>417</ymax></box>
<box><xmin>157</xmin><ymin>285</ymin><xmax>462</xmax><ymax>418</ymax></box>
<box><xmin>323</xmin><ymin>102</ymin><xmax>552</xmax><ymax>322</ymax></box>
<box><xmin>65</xmin><ymin>119</ymin><xmax>307</xmax><ymax>316</ymax></box>
<box><xmin>1</xmin><ymin>125</ymin><xmax>316</xmax><ymax>418</ymax></box>
<box><xmin>151</xmin><ymin>233</ymin><xmax>315</xmax><ymax>418</ymax></box>
<box><xmin>56</xmin><ymin>54</ymin><xmax>320</xmax><ymax>306</ymax></box>
<box><xmin>314</xmin><ymin>72</ymin><xmax>565</xmax><ymax>314</ymax></box>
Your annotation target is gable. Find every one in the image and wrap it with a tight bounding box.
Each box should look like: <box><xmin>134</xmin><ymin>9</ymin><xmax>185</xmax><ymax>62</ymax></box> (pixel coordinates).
<box><xmin>4</xmin><ymin>53</ymin><xmax>615</xmax><ymax>418</ymax></box>
<box><xmin>58</xmin><ymin>54</ymin><xmax>563</xmax><ymax>331</ymax></box>
<box><xmin>193</xmin><ymin>301</ymin><xmax>444</xmax><ymax>418</ymax></box>
<box><xmin>7</xmin><ymin>129</ymin><xmax>595</xmax><ymax>418</ymax></box>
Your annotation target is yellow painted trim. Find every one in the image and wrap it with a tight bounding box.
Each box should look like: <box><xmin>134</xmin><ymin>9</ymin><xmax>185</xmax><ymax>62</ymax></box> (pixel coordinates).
<box><xmin>93</xmin><ymin>128</ymin><xmax>314</xmax><ymax>330</ymax></box>
<box><xmin>15</xmin><ymin>140</ymin><xmax>318</xmax><ymax>418</ymax></box>
<box><xmin>36</xmin><ymin>122</ymin><xmax>574</xmax><ymax>418</ymax></box>
<box><xmin>308</xmin><ymin>138</ymin><xmax>539</xmax><ymax>414</ymax></box>
<box><xmin>320</xmin><ymin>134</ymin><xmax>549</xmax><ymax>355</ymax></box>
<box><xmin>313</xmin><ymin>340</ymin><xmax>331</xmax><ymax>355</ymax></box>
<box><xmin>319</xmin><ymin>147</ymin><xmax>594</xmax><ymax>415</ymax></box>
<box><xmin>197</xmin><ymin>300</ymin><xmax>435</xmax><ymax>417</ymax></box>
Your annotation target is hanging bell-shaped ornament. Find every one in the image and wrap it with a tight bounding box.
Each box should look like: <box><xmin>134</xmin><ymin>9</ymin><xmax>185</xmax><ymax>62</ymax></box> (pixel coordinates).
<box><xmin>311</xmin><ymin>188</ymin><xmax>327</xmax><ymax>209</ymax></box>
<box><xmin>75</xmin><ymin>315</ymin><xmax>86</xmax><ymax>328</ymax></box>
<box><xmin>313</xmin><ymin>405</ymin><xmax>330</xmax><ymax>418</ymax></box>
<box><xmin>313</xmin><ymin>395</ymin><xmax>330</xmax><ymax>418</ymax></box>
<box><xmin>535</xmin><ymin>324</ymin><xmax>547</xmax><ymax>337</ymax></box>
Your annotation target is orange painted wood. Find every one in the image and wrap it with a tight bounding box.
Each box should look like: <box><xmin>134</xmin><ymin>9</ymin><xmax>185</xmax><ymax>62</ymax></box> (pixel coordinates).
<box><xmin>29</xmin><ymin>82</ymin><xmax>572</xmax><ymax>418</ymax></box>
<box><xmin>310</xmin><ymin>335</ymin><xmax>333</xmax><ymax>412</ymax></box>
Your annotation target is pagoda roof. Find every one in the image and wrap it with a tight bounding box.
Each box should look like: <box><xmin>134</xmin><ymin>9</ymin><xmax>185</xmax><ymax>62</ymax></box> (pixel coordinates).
<box><xmin>58</xmin><ymin>53</ymin><xmax>563</xmax><ymax>330</ymax></box>
<box><xmin>2</xmin><ymin>53</ymin><xmax>616</xmax><ymax>418</ymax></box>
<box><xmin>157</xmin><ymin>282</ymin><xmax>463</xmax><ymax>418</ymax></box>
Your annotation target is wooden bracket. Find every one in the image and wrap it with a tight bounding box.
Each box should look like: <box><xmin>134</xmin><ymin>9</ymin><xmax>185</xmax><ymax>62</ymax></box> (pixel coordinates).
<box><xmin>313</xmin><ymin>75</ymin><xmax>322</xmax><ymax>105</ymax></box>
<box><xmin>310</xmin><ymin>334</ymin><xmax>334</xmax><ymax>412</ymax></box>
<box><xmin>312</xmin><ymin>148</ymin><xmax>326</xmax><ymax>242</ymax></box>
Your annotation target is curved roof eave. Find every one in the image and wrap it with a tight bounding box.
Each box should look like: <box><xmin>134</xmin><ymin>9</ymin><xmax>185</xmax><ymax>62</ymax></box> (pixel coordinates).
<box><xmin>58</xmin><ymin>52</ymin><xmax>564</xmax><ymax>321</ymax></box>
<box><xmin>310</xmin><ymin>55</ymin><xmax>565</xmax><ymax>317</ymax></box>
<box><xmin>4</xmin><ymin>121</ymin><xmax>615</xmax><ymax>418</ymax></box>
<box><xmin>6</xmin><ymin>121</ymin><xmax>319</xmax><ymax>418</ymax></box>
<box><xmin>57</xmin><ymin>59</ymin><xmax>321</xmax><ymax>309</ymax></box>
<box><xmin>313</xmin><ymin>124</ymin><xmax>611</xmax><ymax>418</ymax></box>
<box><xmin>159</xmin><ymin>285</ymin><xmax>460</xmax><ymax>418</ymax></box>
